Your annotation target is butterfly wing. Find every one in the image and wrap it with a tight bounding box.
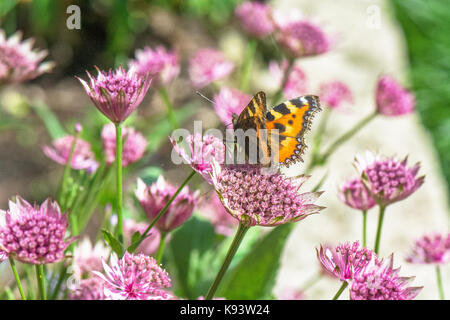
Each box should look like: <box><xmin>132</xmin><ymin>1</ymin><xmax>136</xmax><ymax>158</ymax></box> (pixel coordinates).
<box><xmin>232</xmin><ymin>92</ymin><xmax>271</xmax><ymax>164</ymax></box>
<box><xmin>265</xmin><ymin>95</ymin><xmax>321</xmax><ymax>167</ymax></box>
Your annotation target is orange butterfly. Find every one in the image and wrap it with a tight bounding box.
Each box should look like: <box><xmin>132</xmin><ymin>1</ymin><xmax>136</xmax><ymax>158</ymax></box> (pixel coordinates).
<box><xmin>231</xmin><ymin>91</ymin><xmax>321</xmax><ymax>167</ymax></box>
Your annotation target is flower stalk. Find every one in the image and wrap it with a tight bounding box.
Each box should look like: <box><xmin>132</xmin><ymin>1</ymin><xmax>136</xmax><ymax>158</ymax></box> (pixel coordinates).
<box><xmin>35</xmin><ymin>264</ymin><xmax>46</xmax><ymax>300</ymax></box>
<box><xmin>332</xmin><ymin>281</ymin><xmax>348</xmax><ymax>300</ymax></box>
<box><xmin>436</xmin><ymin>266</ymin><xmax>445</xmax><ymax>300</ymax></box>
<box><xmin>130</xmin><ymin>169</ymin><xmax>196</xmax><ymax>252</ymax></box>
<box><xmin>374</xmin><ymin>205</ymin><xmax>386</xmax><ymax>254</ymax></box>
<box><xmin>8</xmin><ymin>257</ymin><xmax>26</xmax><ymax>300</ymax></box>
<box><xmin>155</xmin><ymin>231</ymin><xmax>167</xmax><ymax>263</ymax></box>
<box><xmin>115</xmin><ymin>122</ymin><xmax>124</xmax><ymax>244</ymax></box>
<box><xmin>205</xmin><ymin>223</ymin><xmax>250</xmax><ymax>300</ymax></box>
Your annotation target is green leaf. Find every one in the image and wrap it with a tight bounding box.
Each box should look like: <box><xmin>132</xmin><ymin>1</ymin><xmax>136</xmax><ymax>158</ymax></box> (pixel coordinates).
<box><xmin>31</xmin><ymin>100</ymin><xmax>66</xmax><ymax>139</ymax></box>
<box><xmin>217</xmin><ymin>223</ymin><xmax>294</xmax><ymax>299</ymax></box>
<box><xmin>166</xmin><ymin>217</ymin><xmax>222</xmax><ymax>299</ymax></box>
<box><xmin>102</xmin><ymin>229</ymin><xmax>124</xmax><ymax>257</ymax></box>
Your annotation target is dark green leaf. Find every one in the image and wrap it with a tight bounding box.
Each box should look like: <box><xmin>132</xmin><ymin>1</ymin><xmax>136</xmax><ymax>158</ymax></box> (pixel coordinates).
<box><xmin>217</xmin><ymin>223</ymin><xmax>294</xmax><ymax>299</ymax></box>
<box><xmin>103</xmin><ymin>229</ymin><xmax>124</xmax><ymax>257</ymax></box>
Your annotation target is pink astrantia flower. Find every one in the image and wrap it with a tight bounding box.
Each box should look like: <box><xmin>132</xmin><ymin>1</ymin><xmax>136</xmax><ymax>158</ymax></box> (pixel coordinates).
<box><xmin>189</xmin><ymin>48</ymin><xmax>234</xmax><ymax>89</ymax></box>
<box><xmin>275</xmin><ymin>21</ymin><xmax>330</xmax><ymax>58</ymax></box>
<box><xmin>269</xmin><ymin>60</ymin><xmax>307</xmax><ymax>100</ymax></box>
<box><xmin>123</xmin><ymin>218</ymin><xmax>161</xmax><ymax>256</ymax></box>
<box><xmin>213</xmin><ymin>87</ymin><xmax>251</xmax><ymax>126</ymax></box>
<box><xmin>406</xmin><ymin>233</ymin><xmax>450</xmax><ymax>265</ymax></box>
<box><xmin>129</xmin><ymin>46</ymin><xmax>180</xmax><ymax>87</ymax></box>
<box><xmin>69</xmin><ymin>277</ymin><xmax>105</xmax><ymax>300</ymax></box>
<box><xmin>135</xmin><ymin>177</ymin><xmax>199</xmax><ymax>232</ymax></box>
<box><xmin>73</xmin><ymin>238</ymin><xmax>110</xmax><ymax>279</ymax></box>
<box><xmin>316</xmin><ymin>241</ymin><xmax>373</xmax><ymax>282</ymax></box>
<box><xmin>0</xmin><ymin>29</ymin><xmax>54</xmax><ymax>84</ymax></box>
<box><xmin>101</xmin><ymin>123</ymin><xmax>147</xmax><ymax>167</ymax></box>
<box><xmin>339</xmin><ymin>178</ymin><xmax>376</xmax><ymax>211</ymax></box>
<box><xmin>235</xmin><ymin>2</ymin><xmax>275</xmax><ymax>38</ymax></box>
<box><xmin>210</xmin><ymin>162</ymin><xmax>324</xmax><ymax>227</ymax></box>
<box><xmin>0</xmin><ymin>196</ymin><xmax>73</xmax><ymax>265</ymax></box>
<box><xmin>319</xmin><ymin>81</ymin><xmax>353</xmax><ymax>110</ymax></box>
<box><xmin>95</xmin><ymin>252</ymin><xmax>172</xmax><ymax>300</ymax></box>
<box><xmin>376</xmin><ymin>75</ymin><xmax>414</xmax><ymax>116</ymax></box>
<box><xmin>354</xmin><ymin>151</ymin><xmax>425</xmax><ymax>207</ymax></box>
<box><xmin>350</xmin><ymin>254</ymin><xmax>422</xmax><ymax>300</ymax></box>
<box><xmin>77</xmin><ymin>66</ymin><xmax>152</xmax><ymax>123</ymax></box>
<box><xmin>43</xmin><ymin>135</ymin><xmax>99</xmax><ymax>172</ymax></box>
<box><xmin>199</xmin><ymin>193</ymin><xmax>239</xmax><ymax>236</ymax></box>
<box><xmin>171</xmin><ymin>134</ymin><xmax>225</xmax><ymax>184</ymax></box>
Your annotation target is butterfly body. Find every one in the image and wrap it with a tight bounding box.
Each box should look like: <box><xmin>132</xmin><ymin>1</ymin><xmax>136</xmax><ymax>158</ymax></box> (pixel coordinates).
<box><xmin>232</xmin><ymin>92</ymin><xmax>321</xmax><ymax>167</ymax></box>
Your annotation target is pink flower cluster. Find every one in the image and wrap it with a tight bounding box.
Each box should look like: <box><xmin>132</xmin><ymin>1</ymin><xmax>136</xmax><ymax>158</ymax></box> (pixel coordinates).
<box><xmin>189</xmin><ymin>48</ymin><xmax>234</xmax><ymax>89</ymax></box>
<box><xmin>354</xmin><ymin>152</ymin><xmax>424</xmax><ymax>207</ymax></box>
<box><xmin>43</xmin><ymin>135</ymin><xmax>98</xmax><ymax>172</ymax></box>
<box><xmin>317</xmin><ymin>242</ymin><xmax>422</xmax><ymax>300</ymax></box>
<box><xmin>210</xmin><ymin>163</ymin><xmax>324</xmax><ymax>227</ymax></box>
<box><xmin>317</xmin><ymin>241</ymin><xmax>373</xmax><ymax>282</ymax></box>
<box><xmin>339</xmin><ymin>178</ymin><xmax>376</xmax><ymax>211</ymax></box>
<box><xmin>0</xmin><ymin>197</ymin><xmax>73</xmax><ymax>265</ymax></box>
<box><xmin>0</xmin><ymin>29</ymin><xmax>53</xmax><ymax>84</ymax></box>
<box><xmin>320</xmin><ymin>81</ymin><xmax>353</xmax><ymax>110</ymax></box>
<box><xmin>135</xmin><ymin>176</ymin><xmax>199</xmax><ymax>232</ymax></box>
<box><xmin>350</xmin><ymin>254</ymin><xmax>422</xmax><ymax>300</ymax></box>
<box><xmin>171</xmin><ymin>134</ymin><xmax>225</xmax><ymax>184</ymax></box>
<box><xmin>235</xmin><ymin>2</ymin><xmax>275</xmax><ymax>38</ymax></box>
<box><xmin>376</xmin><ymin>75</ymin><xmax>414</xmax><ymax>116</ymax></box>
<box><xmin>213</xmin><ymin>87</ymin><xmax>251</xmax><ymax>126</ymax></box>
<box><xmin>129</xmin><ymin>46</ymin><xmax>180</xmax><ymax>87</ymax></box>
<box><xmin>78</xmin><ymin>66</ymin><xmax>152</xmax><ymax>123</ymax></box>
<box><xmin>95</xmin><ymin>252</ymin><xmax>172</xmax><ymax>300</ymax></box>
<box><xmin>101</xmin><ymin>123</ymin><xmax>147</xmax><ymax>167</ymax></box>
<box><xmin>406</xmin><ymin>233</ymin><xmax>450</xmax><ymax>265</ymax></box>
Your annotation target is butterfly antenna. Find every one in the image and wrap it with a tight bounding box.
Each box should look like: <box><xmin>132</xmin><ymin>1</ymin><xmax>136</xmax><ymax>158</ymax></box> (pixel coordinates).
<box><xmin>196</xmin><ymin>91</ymin><xmax>215</xmax><ymax>104</ymax></box>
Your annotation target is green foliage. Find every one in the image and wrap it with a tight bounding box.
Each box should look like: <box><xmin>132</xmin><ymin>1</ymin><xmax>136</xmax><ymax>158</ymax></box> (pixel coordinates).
<box><xmin>218</xmin><ymin>223</ymin><xmax>294</xmax><ymax>299</ymax></box>
<box><xmin>166</xmin><ymin>217</ymin><xmax>222</xmax><ymax>299</ymax></box>
<box><xmin>392</xmin><ymin>0</ymin><xmax>450</xmax><ymax>200</ymax></box>
<box><xmin>103</xmin><ymin>229</ymin><xmax>124</xmax><ymax>257</ymax></box>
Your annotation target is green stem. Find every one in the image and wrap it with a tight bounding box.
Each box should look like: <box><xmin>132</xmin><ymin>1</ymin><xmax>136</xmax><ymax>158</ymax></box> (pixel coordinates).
<box><xmin>59</xmin><ymin>129</ymin><xmax>80</xmax><ymax>206</ymax></box>
<box><xmin>362</xmin><ymin>210</ymin><xmax>367</xmax><ymax>247</ymax></box>
<box><xmin>436</xmin><ymin>265</ymin><xmax>445</xmax><ymax>300</ymax></box>
<box><xmin>8</xmin><ymin>257</ymin><xmax>26</xmax><ymax>300</ymax></box>
<box><xmin>129</xmin><ymin>169</ymin><xmax>197</xmax><ymax>253</ymax></box>
<box><xmin>271</xmin><ymin>57</ymin><xmax>295</xmax><ymax>105</ymax></box>
<box><xmin>374</xmin><ymin>205</ymin><xmax>386</xmax><ymax>255</ymax></box>
<box><xmin>155</xmin><ymin>232</ymin><xmax>167</xmax><ymax>263</ymax></box>
<box><xmin>332</xmin><ymin>281</ymin><xmax>348</xmax><ymax>300</ymax></box>
<box><xmin>240</xmin><ymin>39</ymin><xmax>257</xmax><ymax>92</ymax></box>
<box><xmin>115</xmin><ymin>123</ymin><xmax>124</xmax><ymax>245</ymax></box>
<box><xmin>35</xmin><ymin>265</ymin><xmax>46</xmax><ymax>300</ymax></box>
<box><xmin>205</xmin><ymin>223</ymin><xmax>250</xmax><ymax>300</ymax></box>
<box><xmin>159</xmin><ymin>87</ymin><xmax>178</xmax><ymax>129</ymax></box>
<box><xmin>319</xmin><ymin>112</ymin><xmax>377</xmax><ymax>165</ymax></box>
